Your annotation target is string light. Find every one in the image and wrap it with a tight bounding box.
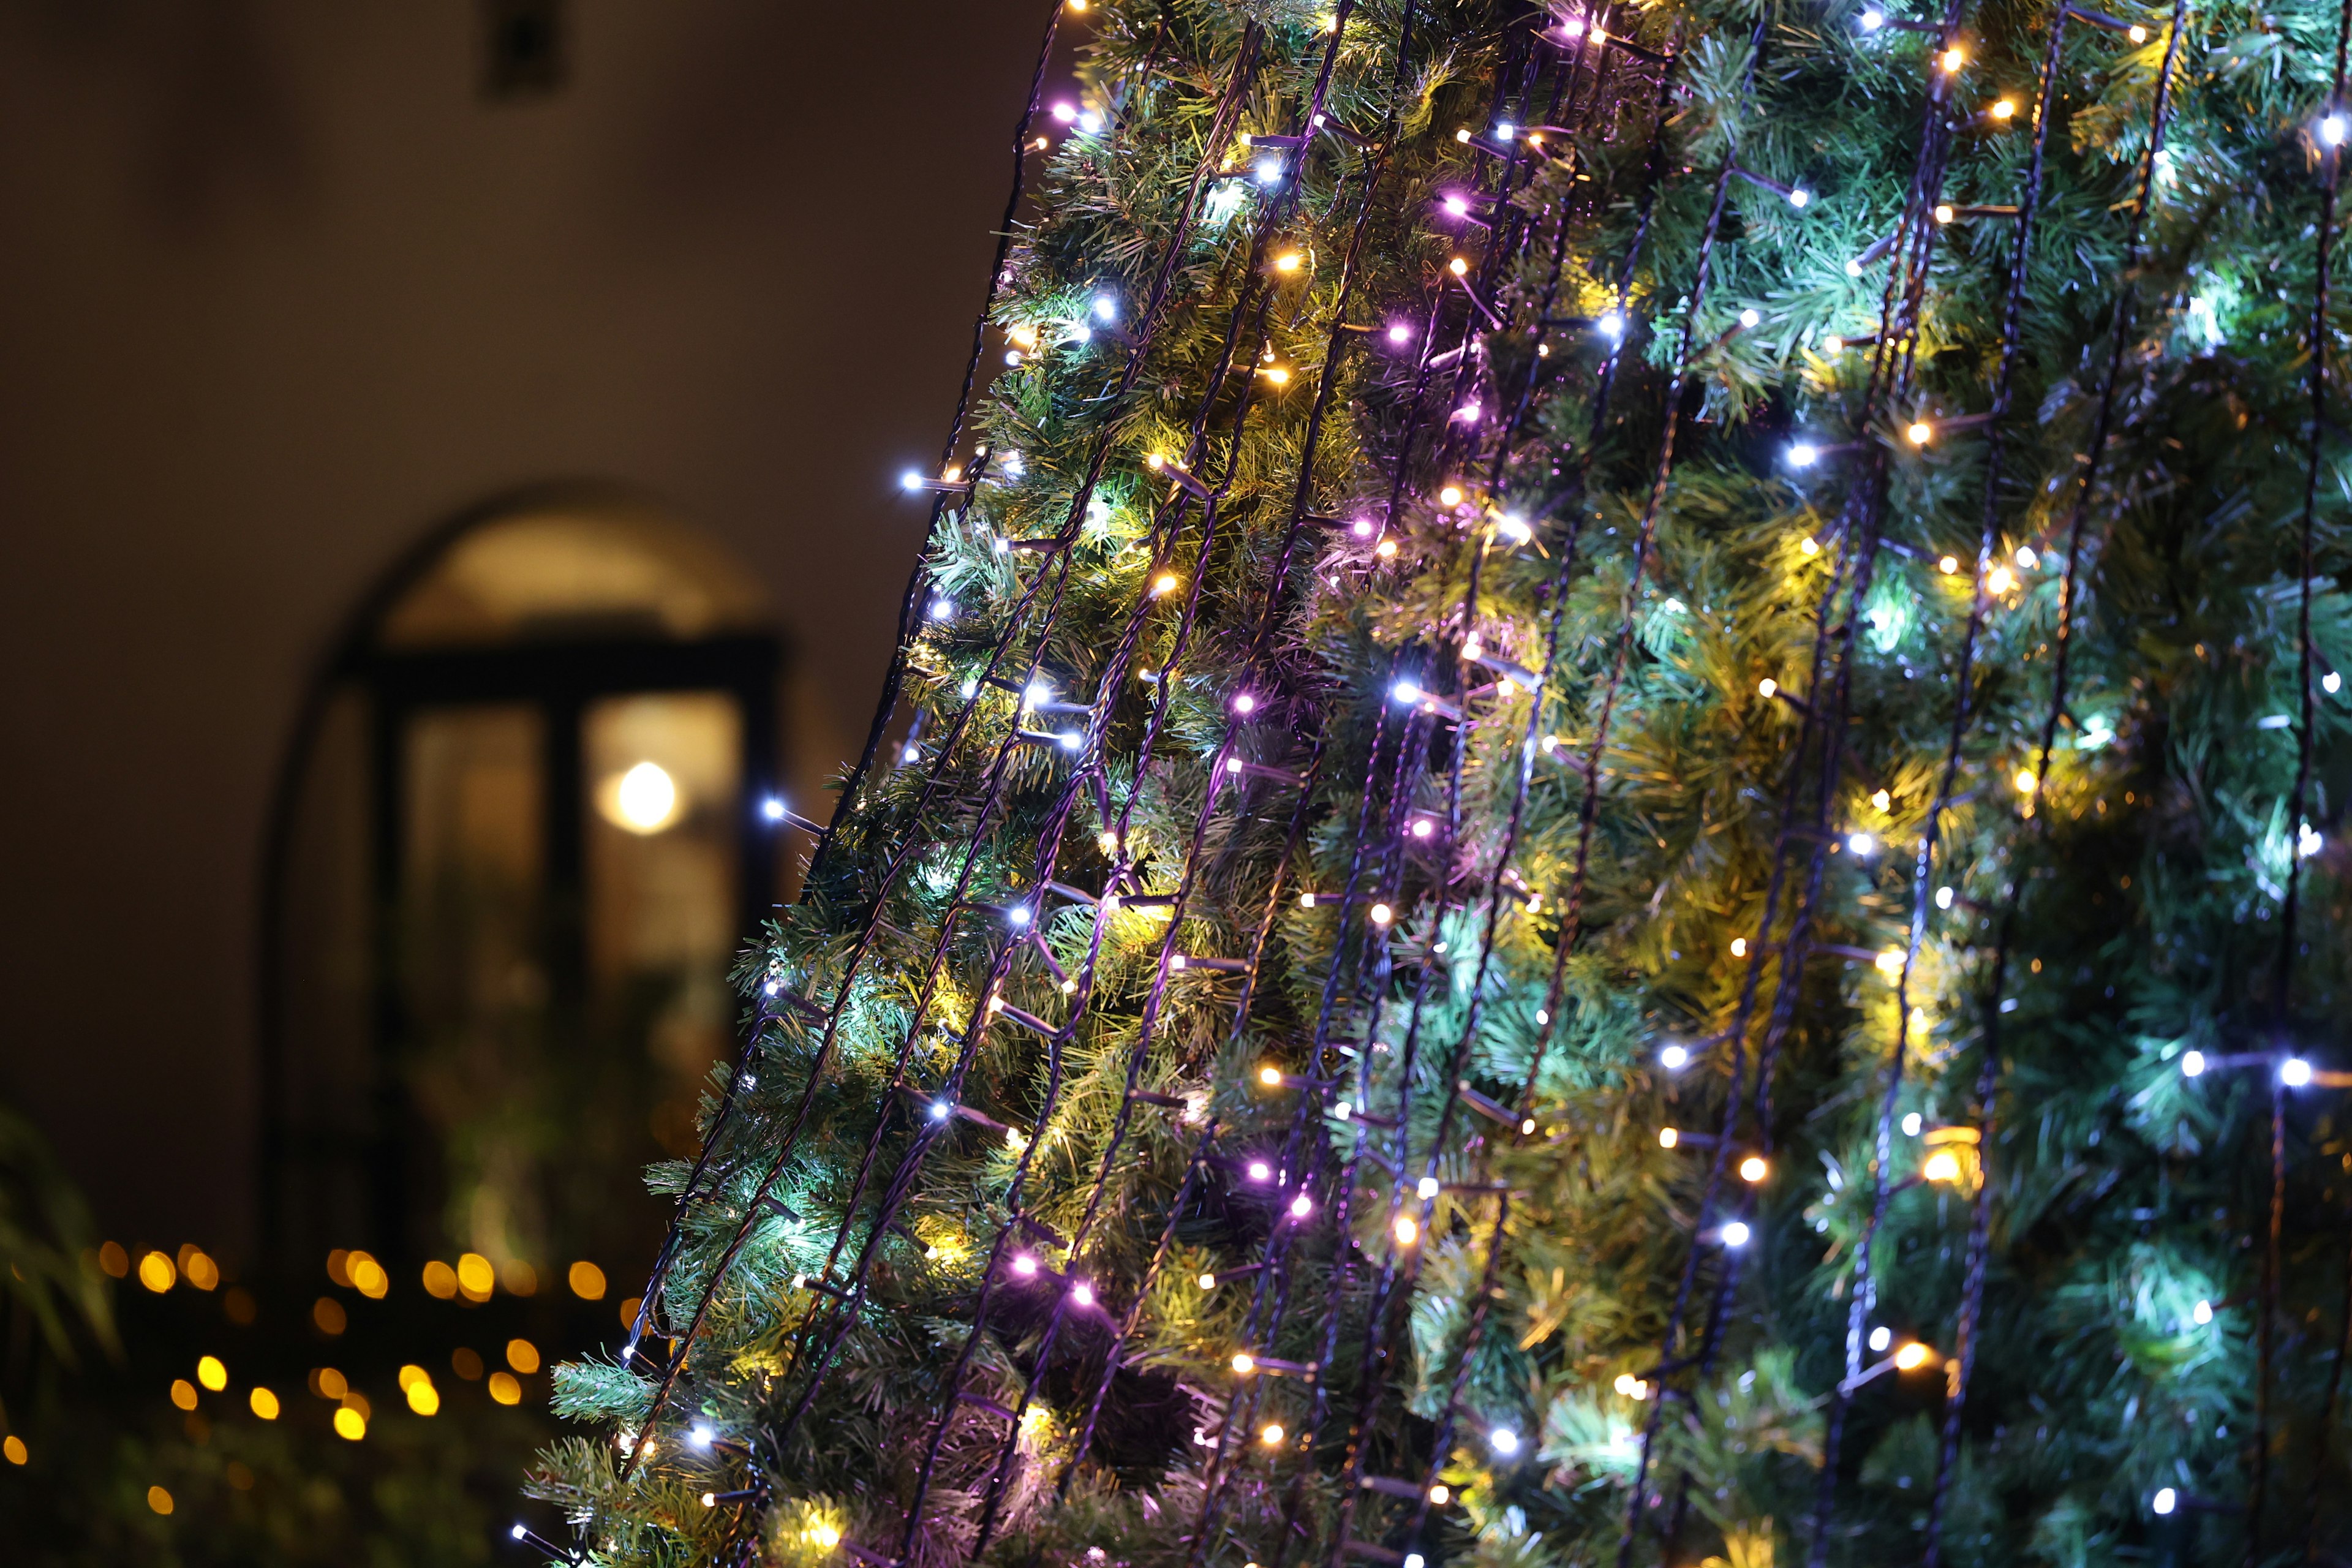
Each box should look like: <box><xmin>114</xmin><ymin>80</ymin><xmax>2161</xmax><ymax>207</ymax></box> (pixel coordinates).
<box><xmin>2282</xmin><ymin>1057</ymin><xmax>2313</xmax><ymax>1087</ymax></box>
<box><xmin>1659</xmin><ymin>1043</ymin><xmax>1691</xmax><ymax>1071</ymax></box>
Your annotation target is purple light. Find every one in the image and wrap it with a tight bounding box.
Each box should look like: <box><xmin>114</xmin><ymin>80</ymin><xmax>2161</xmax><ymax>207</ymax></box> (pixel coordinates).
<box><xmin>1051</xmin><ymin>102</ymin><xmax>1077</xmax><ymax>123</ymax></box>
<box><xmin>1248</xmin><ymin>1159</ymin><xmax>1272</xmax><ymax>1182</ymax></box>
<box><xmin>1233</xmin><ymin>693</ymin><xmax>1257</xmax><ymax>714</ymax></box>
<box><xmin>1352</xmin><ymin>519</ymin><xmax>1376</xmax><ymax>537</ymax></box>
<box><xmin>1071</xmin><ymin>1281</ymin><xmax>1096</xmax><ymax>1307</ymax></box>
<box><xmin>1012</xmin><ymin>1254</ymin><xmax>1039</xmax><ymax>1276</ymax></box>
<box><xmin>1443</xmin><ymin>195</ymin><xmax>1471</xmax><ymax>217</ymax></box>
<box><xmin>1387</xmin><ymin>323</ymin><xmax>1412</xmax><ymax>344</ymax></box>
<box><xmin>1453</xmin><ymin>401</ymin><xmax>1482</xmax><ymax>423</ymax></box>
<box><xmin>1289</xmin><ymin>1192</ymin><xmax>1313</xmax><ymax>1218</ymax></box>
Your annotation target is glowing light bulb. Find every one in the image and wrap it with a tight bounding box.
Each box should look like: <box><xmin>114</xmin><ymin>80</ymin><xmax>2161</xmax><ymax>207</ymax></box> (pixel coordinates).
<box><xmin>1411</xmin><ymin>818</ymin><xmax>1434</xmax><ymax>839</ymax></box>
<box><xmin>1289</xmin><ymin>1192</ymin><xmax>1313</xmax><ymax>1218</ymax></box>
<box><xmin>1659</xmin><ymin>1044</ymin><xmax>1691</xmax><ymax>1071</ymax></box>
<box><xmin>1449</xmin><ymin>257</ymin><xmax>1469</xmax><ymax>276</ymax></box>
<box><xmin>2015</xmin><ymin>768</ymin><xmax>2038</xmax><ymax>795</ymax></box>
<box><xmin>1721</xmin><ymin>1221</ymin><xmax>1751</xmax><ymax>1248</ymax></box>
<box><xmin>1273</xmin><ymin>251</ymin><xmax>1303</xmax><ymax>273</ymax></box>
<box><xmin>1444</xmin><ymin>195</ymin><xmax>1471</xmax><ymax>217</ymax></box>
<box><xmin>1758</xmin><ymin>677</ymin><xmax>1779</xmax><ymax>699</ymax></box>
<box><xmin>1800</xmin><ymin>535</ymin><xmax>1821</xmax><ymax>557</ymax></box>
<box><xmin>1248</xmin><ymin>1160</ymin><xmax>1272</xmax><ymax>1182</ymax></box>
<box><xmin>1934</xmin><ymin>203</ymin><xmax>1955</xmax><ymax>225</ymax></box>
<box><xmin>1077</xmin><ymin>110</ymin><xmax>1103</xmax><ymax>134</ymax></box>
<box><xmin>929</xmin><ymin>1101</ymin><xmax>952</xmax><ymax>1121</ymax></box>
<box><xmin>1393</xmin><ymin>1213</ymin><xmax>1420</xmax><ymax>1245</ymax></box>
<box><xmin>1201</xmin><ymin>1272</ymin><xmax>1220</xmax><ymax>1291</ymax></box>
<box><xmin>1788</xmin><ymin>442</ymin><xmax>1819</xmax><ymax>467</ymax></box>
<box><xmin>1370</xmin><ymin>903</ymin><xmax>1393</xmax><ymax>925</ymax></box>
<box><xmin>1740</xmin><ymin>1156</ymin><xmax>1768</xmax><ymax>1183</ymax></box>
<box><xmin>2181</xmin><ymin>1049</ymin><xmax>2206</xmax><ymax>1078</ymax></box>
<box><xmin>1987</xmin><ymin>565</ymin><xmax>2016</xmax><ymax>594</ymax></box>
<box><xmin>1740</xmin><ymin>307</ymin><xmax>1762</xmax><ymax>328</ymax></box>
<box><xmin>1387</xmin><ymin>322</ymin><xmax>1411</xmax><ymax>344</ymax></box>
<box><xmin>1939</xmin><ymin>47</ymin><xmax>1964</xmax><ymax>72</ymax></box>
<box><xmin>2015</xmin><ymin>544</ymin><xmax>2038</xmax><ymax>568</ymax></box>
<box><xmin>1789</xmin><ymin>187</ymin><xmax>1812</xmax><ymax>208</ymax></box>
<box><xmin>1935</xmin><ymin>885</ymin><xmax>1954</xmax><ymax>909</ymax></box>
<box><xmin>1152</xmin><ymin>573</ymin><xmax>1180</xmax><ymax>597</ymax></box>
<box><xmin>2153</xmin><ymin>1487</ymin><xmax>2177</xmax><ymax>1516</ymax></box>
<box><xmin>1869</xmin><ymin>1325</ymin><xmax>1892</xmax><ymax>1352</ymax></box>
<box><xmin>1852</xmin><ymin>832</ymin><xmax>1877</xmax><ymax>854</ymax></box>
<box><xmin>1823</xmin><ymin>334</ymin><xmax>1845</xmax><ymax>353</ymax></box>
<box><xmin>1991</xmin><ymin>98</ymin><xmax>2017</xmax><ymax>120</ymax></box>
<box><xmin>1260</xmin><ymin>1422</ymin><xmax>1286</xmax><ymax>1446</ymax></box>
<box><xmin>1909</xmin><ymin>419</ymin><xmax>1935</xmax><ymax>444</ymax></box>
<box><xmin>1094</xmin><ymin>294</ymin><xmax>1118</xmax><ymax>322</ymax></box>
<box><xmin>1232</xmin><ymin>1352</ymin><xmax>1255</xmax><ymax>1373</ymax></box>
<box><xmin>1902</xmin><ymin>1112</ymin><xmax>1923</xmax><ymax>1136</ymax></box>
<box><xmin>1599</xmin><ymin>311</ymin><xmax>1626</xmax><ymax>338</ymax></box>
<box><xmin>1659</xmin><ymin>1127</ymin><xmax>1679</xmax><ymax>1148</ymax></box>
<box><xmin>1858</xmin><ymin>7</ymin><xmax>1885</xmax><ymax>28</ymax></box>
<box><xmin>2328</xmin><ymin>671</ymin><xmax>2344</xmax><ymax>694</ymax></box>
<box><xmin>1923</xmin><ymin>1150</ymin><xmax>1961</xmax><ymax>1183</ymax></box>
<box><xmin>1939</xmin><ymin>554</ymin><xmax>1961</xmax><ymax>574</ymax></box>
<box><xmin>2283</xmin><ymin>1057</ymin><xmax>2313</xmax><ymax>1087</ymax></box>
<box><xmin>1051</xmin><ymin>102</ymin><xmax>1077</xmax><ymax>123</ymax></box>
<box><xmin>1894</xmin><ymin>1341</ymin><xmax>1935</xmax><ymax>1370</ymax></box>
<box><xmin>2128</xmin><ymin>22</ymin><xmax>2149</xmax><ymax>40</ymax></box>
<box><xmin>1429</xmin><ymin>1483</ymin><xmax>1451</xmax><ymax>1505</ymax></box>
<box><xmin>612</xmin><ymin>761</ymin><xmax>680</xmax><ymax>834</ymax></box>
<box><xmin>1490</xmin><ymin>1427</ymin><xmax>1521</xmax><ymax>1457</ymax></box>
<box><xmin>1417</xmin><ymin>1176</ymin><xmax>1441</xmax><ymax>1200</ymax></box>
<box><xmin>1439</xmin><ymin>484</ymin><xmax>1464</xmax><ymax>507</ymax></box>
<box><xmin>1255</xmin><ymin>157</ymin><xmax>1284</xmax><ymax>186</ymax></box>
<box><xmin>1012</xmin><ymin>1254</ymin><xmax>1038</xmax><ymax>1276</ymax></box>
<box><xmin>1496</xmin><ymin>514</ymin><xmax>1533</xmax><ymax>545</ymax></box>
<box><xmin>1071</xmin><ymin>1281</ymin><xmax>1095</xmax><ymax>1307</ymax></box>
<box><xmin>2193</xmin><ymin>1298</ymin><xmax>2214</xmax><ymax>1324</ymax></box>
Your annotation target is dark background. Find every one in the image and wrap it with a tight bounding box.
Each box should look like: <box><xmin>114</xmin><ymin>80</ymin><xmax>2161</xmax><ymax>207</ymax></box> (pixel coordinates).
<box><xmin>0</xmin><ymin>0</ymin><xmax>1050</xmax><ymax>1262</ymax></box>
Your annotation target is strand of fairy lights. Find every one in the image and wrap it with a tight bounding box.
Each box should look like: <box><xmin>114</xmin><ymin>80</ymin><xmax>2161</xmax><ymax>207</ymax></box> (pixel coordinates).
<box><xmin>2285</xmin><ymin>0</ymin><xmax>2352</xmax><ymax>1548</ymax></box>
<box><xmin>609</xmin><ymin>17</ymin><xmax>1280</xmax><ymax>1506</ymax></box>
<box><xmin>1913</xmin><ymin>8</ymin><xmax>2192</xmax><ymax>1559</ymax></box>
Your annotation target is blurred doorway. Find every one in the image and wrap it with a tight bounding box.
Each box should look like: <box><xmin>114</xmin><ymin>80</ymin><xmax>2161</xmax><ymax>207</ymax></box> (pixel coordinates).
<box><xmin>260</xmin><ymin>492</ymin><xmax>785</xmax><ymax>1286</ymax></box>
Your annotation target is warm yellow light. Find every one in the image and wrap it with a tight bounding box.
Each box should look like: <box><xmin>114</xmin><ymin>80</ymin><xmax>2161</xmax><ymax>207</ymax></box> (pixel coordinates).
<box><xmin>1098</xmin><ymin>830</ymin><xmax>1120</xmax><ymax>855</ymax></box>
<box><xmin>183</xmin><ymin>1250</ymin><xmax>219</xmax><ymax>1291</ymax></box>
<box><xmin>1991</xmin><ymin>98</ymin><xmax>2017</xmax><ymax>120</ymax></box>
<box><xmin>1987</xmin><ymin>565</ymin><xmax>2015</xmax><ymax>595</ymax></box>
<box><xmin>422</xmin><ymin>1260</ymin><xmax>457</xmax><ymax>1299</ymax></box>
<box><xmin>1909</xmin><ymin>420</ymin><xmax>1934</xmax><ymax>444</ymax></box>
<box><xmin>2127</xmin><ymin>22</ymin><xmax>2147</xmax><ymax>40</ymax></box>
<box><xmin>1146</xmin><ymin>452</ymin><xmax>1166</xmax><ymax>469</ymax></box>
<box><xmin>1393</xmin><ymin>1213</ymin><xmax>1420</xmax><ymax>1245</ymax></box>
<box><xmin>1939</xmin><ymin>554</ymin><xmax>1960</xmax><ymax>574</ymax></box>
<box><xmin>1262</xmin><ymin>365</ymin><xmax>1292</xmax><ymax>384</ymax></box>
<box><xmin>810</xmin><ymin>1523</ymin><xmax>843</xmax><ymax>1549</ymax></box>
<box><xmin>1875</xmin><ymin>949</ymin><xmax>1904</xmax><ymax>978</ymax></box>
<box><xmin>1008</xmin><ymin>324</ymin><xmax>1038</xmax><ymax>350</ymax></box>
<box><xmin>1871</xmin><ymin>788</ymin><xmax>1892</xmax><ymax>812</ymax></box>
<box><xmin>609</xmin><ymin>761</ymin><xmax>681</xmax><ymax>834</ymax></box>
<box><xmin>1200</xmin><ymin>1272</ymin><xmax>1219</xmax><ymax>1290</ymax></box>
<box><xmin>1939</xmin><ymin>47</ymin><xmax>1965</xmax><ymax>71</ymax></box>
<box><xmin>170</xmin><ymin>1379</ymin><xmax>198</xmax><ymax>1411</ymax></box>
<box><xmin>1260</xmin><ymin>1422</ymin><xmax>1286</xmax><ymax>1446</ymax></box>
<box><xmin>1895</xmin><ymin>1341</ymin><xmax>1936</xmax><ymax>1370</ymax></box>
<box><xmin>1068</xmin><ymin>0</ymin><xmax>1088</xmax><ymax>10</ymax></box>
<box><xmin>407</xmin><ymin>1380</ymin><xmax>440</xmax><ymax>1416</ymax></box>
<box><xmin>1740</xmin><ymin>1156</ymin><xmax>1769</xmax><ymax>1183</ymax></box>
<box><xmin>488</xmin><ymin>1371</ymin><xmax>522</xmax><ymax>1406</ymax></box>
<box><xmin>1260</xmin><ymin>1066</ymin><xmax>1283</xmax><ymax>1086</ymax></box>
<box><xmin>347</xmin><ymin>1251</ymin><xmax>389</xmax><ymax>1299</ymax></box>
<box><xmin>1375</xmin><ymin>538</ymin><xmax>1398</xmax><ymax>559</ymax></box>
<box><xmin>1152</xmin><ymin>573</ymin><xmax>1180</xmax><ymax>597</ymax></box>
<box><xmin>1273</xmin><ymin>252</ymin><xmax>1303</xmax><ymax>273</ymax></box>
<box><xmin>507</xmin><ymin>1338</ymin><xmax>541</xmax><ymax>1375</ymax></box>
<box><xmin>1758</xmin><ymin>678</ymin><xmax>1779</xmax><ymax>699</ymax></box>
<box><xmin>148</xmin><ymin>1485</ymin><xmax>175</xmax><ymax>1515</ymax></box>
<box><xmin>315</xmin><ymin>1367</ymin><xmax>349</xmax><ymax>1400</ymax></box>
<box><xmin>249</xmin><ymin>1387</ymin><xmax>280</xmax><ymax>1420</ymax></box>
<box><xmin>1923</xmin><ymin>1150</ymin><xmax>1962</xmax><ymax>1183</ymax></box>
<box><xmin>1449</xmin><ymin>257</ymin><xmax>1469</xmax><ymax>276</ymax></box>
<box><xmin>1232</xmin><ymin>1353</ymin><xmax>1257</xmax><ymax>1374</ymax></box>
<box><xmin>197</xmin><ymin>1355</ymin><xmax>227</xmax><ymax>1392</ymax></box>
<box><xmin>1369</xmin><ymin>903</ymin><xmax>1393</xmax><ymax>925</ymax></box>
<box><xmin>569</xmin><ymin>1261</ymin><xmax>607</xmax><ymax>1300</ymax></box>
<box><xmin>1429</xmin><ymin>1483</ymin><xmax>1451</xmax><ymax>1505</ymax></box>
<box><xmin>1823</xmin><ymin>334</ymin><xmax>1845</xmax><ymax>353</ymax></box>
<box><xmin>397</xmin><ymin>1364</ymin><xmax>429</xmax><ymax>1391</ymax></box>
<box><xmin>138</xmin><ymin>1251</ymin><xmax>176</xmax><ymax>1293</ymax></box>
<box><xmin>1659</xmin><ymin>1127</ymin><xmax>1680</xmax><ymax>1149</ymax></box>
<box><xmin>458</xmin><ymin>1253</ymin><xmax>496</xmax><ymax>1300</ymax></box>
<box><xmin>2</xmin><ymin>1436</ymin><xmax>24</xmax><ymax>1466</ymax></box>
<box><xmin>2015</xmin><ymin>769</ymin><xmax>2038</xmax><ymax>795</ymax></box>
<box><xmin>333</xmin><ymin>1406</ymin><xmax>367</xmax><ymax>1441</ymax></box>
<box><xmin>1730</xmin><ymin>937</ymin><xmax>1748</xmax><ymax>957</ymax></box>
<box><xmin>1799</xmin><ymin>535</ymin><xmax>1820</xmax><ymax>557</ymax></box>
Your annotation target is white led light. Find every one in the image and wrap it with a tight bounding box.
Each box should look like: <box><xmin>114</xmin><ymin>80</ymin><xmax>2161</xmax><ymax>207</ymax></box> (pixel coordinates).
<box><xmin>1659</xmin><ymin>1044</ymin><xmax>1690</xmax><ymax>1071</ymax></box>
<box><xmin>1599</xmin><ymin>311</ymin><xmax>1626</xmax><ymax>339</ymax></box>
<box><xmin>1077</xmin><ymin>110</ymin><xmax>1103</xmax><ymax>134</ymax></box>
<box><xmin>2181</xmin><ymin>1049</ymin><xmax>2206</xmax><ymax>1078</ymax></box>
<box><xmin>690</xmin><ymin>1425</ymin><xmax>712</xmax><ymax>1448</ymax></box>
<box><xmin>1392</xmin><ymin>679</ymin><xmax>1422</xmax><ymax>703</ymax></box>
<box><xmin>1935</xmin><ymin>885</ymin><xmax>1954</xmax><ymax>909</ymax></box>
<box><xmin>1721</xmin><ymin>1221</ymin><xmax>1752</xmax><ymax>1248</ymax></box>
<box><xmin>1901</xmin><ymin>1112</ymin><xmax>1922</xmax><ymax>1136</ymax></box>
<box><xmin>2327</xmin><ymin>670</ymin><xmax>2344</xmax><ymax>695</ymax></box>
<box><xmin>1094</xmin><ymin>294</ymin><xmax>1118</xmax><ymax>322</ymax></box>
<box><xmin>2193</xmin><ymin>1298</ymin><xmax>2214</xmax><ymax>1324</ymax></box>
<box><xmin>929</xmin><ymin>1101</ymin><xmax>951</xmax><ymax>1121</ymax></box>
<box><xmin>2153</xmin><ymin>1487</ymin><xmax>2178</xmax><ymax>1516</ymax></box>
<box><xmin>2283</xmin><ymin>1057</ymin><xmax>2313</xmax><ymax>1087</ymax></box>
<box><xmin>2325</xmin><ymin>114</ymin><xmax>2348</xmax><ymax>147</ymax></box>
<box><xmin>1849</xmin><ymin>832</ymin><xmax>1875</xmax><ymax>854</ymax></box>
<box><xmin>1787</xmin><ymin>442</ymin><xmax>1819</xmax><ymax>467</ymax></box>
<box><xmin>1417</xmin><ymin>1176</ymin><xmax>1440</xmax><ymax>1199</ymax></box>
<box><xmin>1007</xmin><ymin>906</ymin><xmax>1031</xmax><ymax>928</ymax></box>
<box><xmin>761</xmin><ymin>797</ymin><xmax>787</xmax><ymax>821</ymax></box>
<box><xmin>1740</xmin><ymin>308</ymin><xmax>1762</xmax><ymax>328</ymax></box>
<box><xmin>1859</xmin><ymin>7</ymin><xmax>1885</xmax><ymax>28</ymax></box>
<box><xmin>1490</xmin><ymin>1427</ymin><xmax>1521</xmax><ymax>1456</ymax></box>
<box><xmin>1869</xmin><ymin>1325</ymin><xmax>1891</xmax><ymax>1352</ymax></box>
<box><xmin>900</xmin><ymin>470</ymin><xmax>924</xmax><ymax>491</ymax></box>
<box><xmin>1788</xmin><ymin>188</ymin><xmax>1812</xmax><ymax>208</ymax></box>
<box><xmin>1256</xmin><ymin>156</ymin><xmax>1284</xmax><ymax>186</ymax></box>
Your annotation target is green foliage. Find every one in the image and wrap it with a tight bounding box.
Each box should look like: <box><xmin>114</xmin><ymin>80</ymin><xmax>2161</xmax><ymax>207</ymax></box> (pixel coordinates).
<box><xmin>540</xmin><ymin>0</ymin><xmax>2352</xmax><ymax>1563</ymax></box>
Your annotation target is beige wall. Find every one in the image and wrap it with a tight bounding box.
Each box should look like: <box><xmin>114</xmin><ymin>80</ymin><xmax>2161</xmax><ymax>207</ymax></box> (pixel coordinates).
<box><xmin>0</xmin><ymin>0</ymin><xmax>1045</xmax><ymax>1254</ymax></box>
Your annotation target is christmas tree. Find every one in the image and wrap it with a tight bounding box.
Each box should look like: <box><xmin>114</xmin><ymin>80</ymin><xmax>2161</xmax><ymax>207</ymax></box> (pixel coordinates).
<box><xmin>529</xmin><ymin>0</ymin><xmax>2352</xmax><ymax>1562</ymax></box>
